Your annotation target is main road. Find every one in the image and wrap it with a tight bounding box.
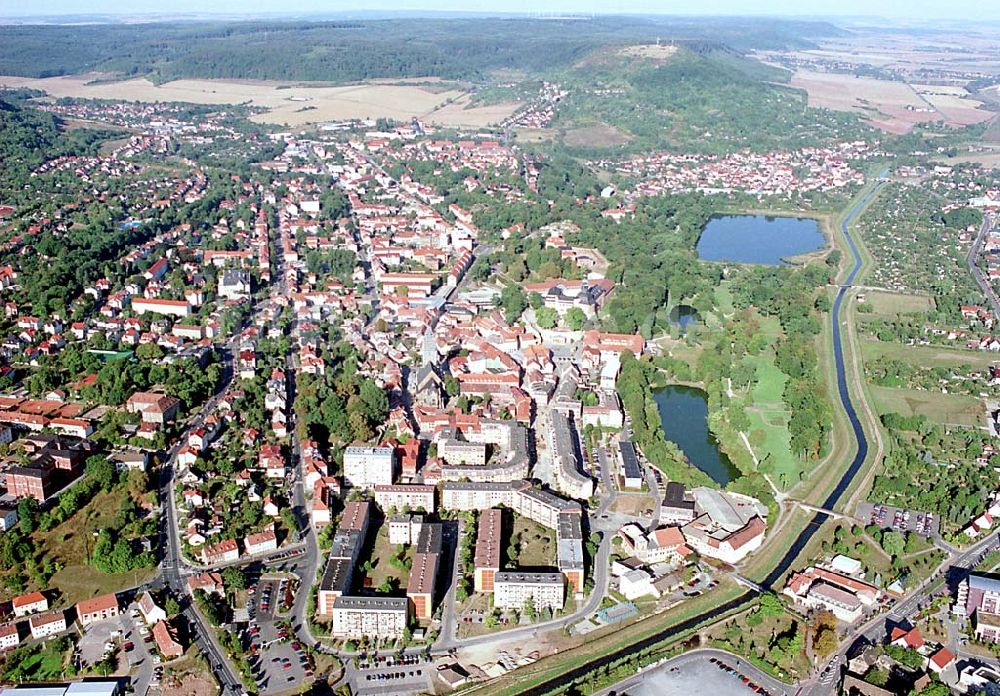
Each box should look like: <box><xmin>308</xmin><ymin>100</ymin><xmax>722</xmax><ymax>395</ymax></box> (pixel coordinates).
<box><xmin>966</xmin><ymin>213</ymin><xmax>1000</xmax><ymax>319</ymax></box>
<box><xmin>510</xmin><ymin>177</ymin><xmax>889</xmax><ymax>696</ymax></box>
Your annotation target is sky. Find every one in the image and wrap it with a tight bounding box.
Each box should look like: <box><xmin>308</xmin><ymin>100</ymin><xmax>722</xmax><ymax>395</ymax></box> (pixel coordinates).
<box><xmin>1</xmin><ymin>0</ymin><xmax>997</xmax><ymax>21</ymax></box>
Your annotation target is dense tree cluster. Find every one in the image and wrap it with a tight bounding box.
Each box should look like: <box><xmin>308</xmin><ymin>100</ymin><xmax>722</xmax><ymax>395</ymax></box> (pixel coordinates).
<box><xmin>730</xmin><ymin>265</ymin><xmax>831</xmax><ymax>460</ymax></box>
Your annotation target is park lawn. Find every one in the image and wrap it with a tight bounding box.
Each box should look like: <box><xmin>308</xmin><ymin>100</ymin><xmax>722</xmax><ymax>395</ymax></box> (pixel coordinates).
<box><xmin>863</xmin><ymin>291</ymin><xmax>935</xmax><ymax>317</ymax></box>
<box><xmin>743</xmin><ymin>352</ymin><xmax>799</xmax><ymax>487</ymax></box>
<box><xmin>861</xmin><ymin>339</ymin><xmax>1000</xmax><ymax>370</ymax></box>
<box><xmin>512</xmin><ymin>515</ymin><xmax>555</xmax><ymax>569</ymax></box>
<box><xmin>869</xmin><ymin>385</ymin><xmax>984</xmax><ymax>427</ymax></box>
<box><xmin>712</xmin><ymin>282</ymin><xmax>735</xmax><ymax>319</ymax></box>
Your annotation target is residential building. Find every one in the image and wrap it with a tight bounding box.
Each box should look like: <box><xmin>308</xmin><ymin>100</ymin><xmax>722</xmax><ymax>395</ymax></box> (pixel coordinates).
<box><xmin>200</xmin><ymin>538</ymin><xmax>239</xmax><ymax>565</ymax></box>
<box><xmin>407</xmin><ymin>551</ymin><xmax>439</xmax><ymax>621</ymax></box>
<box><xmin>137</xmin><ymin>591</ymin><xmax>167</xmax><ymax>625</ymax></box>
<box><xmin>343</xmin><ymin>446</ymin><xmax>395</xmax><ymax>489</ymax></box>
<box><xmin>244</xmin><ymin>526</ymin><xmax>278</xmax><ymax>556</ymax></box>
<box><xmin>493</xmin><ymin>572</ymin><xmax>564</xmax><ymax>613</ymax></box>
<box><xmin>29</xmin><ymin>610</ymin><xmax>66</xmax><ymax>639</ymax></box>
<box><xmin>474</xmin><ymin>508</ymin><xmax>503</xmax><ymax>593</ymax></box>
<box><xmin>0</xmin><ymin>622</ymin><xmax>19</xmax><ymax>650</ymax></box>
<box><xmin>330</xmin><ymin>596</ymin><xmax>408</xmax><ymax>640</ymax></box>
<box><xmin>374</xmin><ymin>484</ymin><xmax>435</xmax><ymax>513</ymax></box>
<box><xmin>152</xmin><ymin>620</ymin><xmax>184</xmax><ymax>659</ymax></box>
<box><xmin>76</xmin><ymin>593</ymin><xmax>120</xmax><ymax>626</ymax></box>
<box><xmin>218</xmin><ymin>270</ymin><xmax>252</xmax><ymax>299</ymax></box>
<box><xmin>12</xmin><ymin>591</ymin><xmax>48</xmax><ymax>618</ymax></box>
<box><xmin>549</xmin><ymin>410</ymin><xmax>593</xmax><ymax>500</ymax></box>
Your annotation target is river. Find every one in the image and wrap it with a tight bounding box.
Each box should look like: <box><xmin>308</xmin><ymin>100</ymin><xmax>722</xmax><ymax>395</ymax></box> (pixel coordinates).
<box><xmin>518</xmin><ymin>178</ymin><xmax>888</xmax><ymax>696</ymax></box>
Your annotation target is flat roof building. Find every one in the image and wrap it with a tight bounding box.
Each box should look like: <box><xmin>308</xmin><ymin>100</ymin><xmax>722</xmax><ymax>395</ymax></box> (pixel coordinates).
<box><xmin>331</xmin><ymin>596</ymin><xmax>408</xmax><ymax>640</ymax></box>
<box><xmin>475</xmin><ymin>508</ymin><xmax>503</xmax><ymax>593</ymax></box>
<box><xmin>494</xmin><ymin>572</ymin><xmax>564</xmax><ymax>613</ymax></box>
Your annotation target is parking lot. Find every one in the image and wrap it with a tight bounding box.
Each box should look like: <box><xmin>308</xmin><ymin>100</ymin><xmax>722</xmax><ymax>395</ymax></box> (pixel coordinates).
<box><xmin>354</xmin><ymin>654</ymin><xmax>433</xmax><ymax>696</ymax></box>
<box><xmin>76</xmin><ymin>618</ymin><xmax>122</xmax><ymax>668</ymax></box>
<box><xmin>122</xmin><ymin>601</ymin><xmax>162</xmax><ymax>694</ymax></box>
<box><xmin>245</xmin><ymin>576</ymin><xmax>314</xmax><ymax>692</ymax></box>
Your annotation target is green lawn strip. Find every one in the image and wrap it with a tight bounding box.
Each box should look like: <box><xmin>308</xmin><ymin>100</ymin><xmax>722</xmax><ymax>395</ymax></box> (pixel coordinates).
<box><xmin>741</xmin><ymin>351</ymin><xmax>799</xmax><ymax>486</ymax></box>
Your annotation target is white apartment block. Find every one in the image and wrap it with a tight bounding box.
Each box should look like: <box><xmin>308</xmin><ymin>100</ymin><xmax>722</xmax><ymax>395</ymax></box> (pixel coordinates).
<box><xmin>330</xmin><ymin>596</ymin><xmax>408</xmax><ymax>640</ymax></box>
<box><xmin>343</xmin><ymin>446</ymin><xmax>396</xmax><ymax>489</ymax></box>
<box><xmin>493</xmin><ymin>572</ymin><xmax>565</xmax><ymax>613</ymax></box>
<box><xmin>374</xmin><ymin>484</ymin><xmax>435</xmax><ymax>513</ymax></box>
<box><xmin>440</xmin><ymin>438</ymin><xmax>487</xmax><ymax>466</ymax></box>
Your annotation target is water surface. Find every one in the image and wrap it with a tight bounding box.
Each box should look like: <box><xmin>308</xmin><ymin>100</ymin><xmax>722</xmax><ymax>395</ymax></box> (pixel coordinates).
<box><xmin>653</xmin><ymin>384</ymin><xmax>739</xmax><ymax>485</ymax></box>
<box><xmin>697</xmin><ymin>214</ymin><xmax>825</xmax><ymax>265</ymax></box>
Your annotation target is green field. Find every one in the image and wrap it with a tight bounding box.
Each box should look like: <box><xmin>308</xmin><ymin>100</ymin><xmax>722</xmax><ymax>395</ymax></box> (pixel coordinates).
<box><xmin>862</xmin><ymin>291</ymin><xmax>935</xmax><ymax>317</ymax></box>
<box><xmin>861</xmin><ymin>339</ymin><xmax>999</xmax><ymax>370</ymax></box>
<box><xmin>745</xmin><ymin>353</ymin><xmax>799</xmax><ymax>487</ymax></box>
<box><xmin>870</xmin><ymin>385</ymin><xmax>984</xmax><ymax>427</ymax></box>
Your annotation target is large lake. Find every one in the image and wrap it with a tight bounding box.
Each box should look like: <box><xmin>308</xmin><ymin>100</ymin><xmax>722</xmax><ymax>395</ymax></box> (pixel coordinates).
<box><xmin>653</xmin><ymin>385</ymin><xmax>739</xmax><ymax>486</ymax></box>
<box><xmin>697</xmin><ymin>214</ymin><xmax>826</xmax><ymax>265</ymax></box>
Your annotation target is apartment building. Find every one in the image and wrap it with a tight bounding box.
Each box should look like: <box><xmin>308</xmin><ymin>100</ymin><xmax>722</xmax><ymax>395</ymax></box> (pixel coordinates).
<box><xmin>474</xmin><ymin>508</ymin><xmax>503</xmax><ymax>593</ymax></box>
<box><xmin>331</xmin><ymin>596</ymin><xmax>408</xmax><ymax>640</ymax></box>
<box><xmin>549</xmin><ymin>410</ymin><xmax>594</xmax><ymax>500</ymax></box>
<box><xmin>494</xmin><ymin>572</ymin><xmax>565</xmax><ymax>613</ymax></box>
<box><xmin>374</xmin><ymin>484</ymin><xmax>435</xmax><ymax>513</ymax></box>
<box><xmin>343</xmin><ymin>446</ymin><xmax>396</xmax><ymax>489</ymax></box>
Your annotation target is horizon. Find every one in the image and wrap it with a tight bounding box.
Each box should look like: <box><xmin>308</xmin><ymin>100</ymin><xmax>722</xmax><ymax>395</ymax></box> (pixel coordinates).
<box><xmin>1</xmin><ymin>1</ymin><xmax>998</xmax><ymax>23</ymax></box>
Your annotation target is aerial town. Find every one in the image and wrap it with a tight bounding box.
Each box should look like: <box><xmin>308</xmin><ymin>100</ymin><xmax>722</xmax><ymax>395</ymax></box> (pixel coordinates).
<box><xmin>0</xmin><ymin>7</ymin><xmax>998</xmax><ymax>696</ymax></box>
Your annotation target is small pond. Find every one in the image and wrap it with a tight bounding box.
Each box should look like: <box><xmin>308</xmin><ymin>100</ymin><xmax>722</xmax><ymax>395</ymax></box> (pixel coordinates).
<box><xmin>653</xmin><ymin>384</ymin><xmax>739</xmax><ymax>485</ymax></box>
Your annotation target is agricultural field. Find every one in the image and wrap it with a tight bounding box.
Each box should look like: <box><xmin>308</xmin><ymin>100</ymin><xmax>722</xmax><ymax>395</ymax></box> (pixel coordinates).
<box><xmin>0</xmin><ymin>74</ymin><xmax>520</xmax><ymax>127</ymax></box>
<box><xmin>914</xmin><ymin>86</ymin><xmax>994</xmax><ymax>126</ymax></box>
<box><xmin>788</xmin><ymin>70</ymin><xmax>936</xmax><ymax>134</ymax></box>
<box><xmin>426</xmin><ymin>93</ymin><xmax>522</xmax><ymax>128</ymax></box>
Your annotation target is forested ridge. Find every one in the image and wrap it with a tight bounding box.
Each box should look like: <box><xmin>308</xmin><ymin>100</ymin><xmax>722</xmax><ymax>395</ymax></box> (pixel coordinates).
<box><xmin>0</xmin><ymin>17</ymin><xmax>840</xmax><ymax>83</ymax></box>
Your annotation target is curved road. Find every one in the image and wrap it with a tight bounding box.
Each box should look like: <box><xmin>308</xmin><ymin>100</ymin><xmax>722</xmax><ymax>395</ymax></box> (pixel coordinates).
<box><xmin>517</xmin><ymin>178</ymin><xmax>889</xmax><ymax>696</ymax></box>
